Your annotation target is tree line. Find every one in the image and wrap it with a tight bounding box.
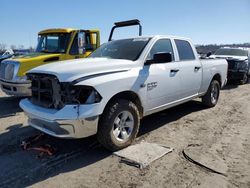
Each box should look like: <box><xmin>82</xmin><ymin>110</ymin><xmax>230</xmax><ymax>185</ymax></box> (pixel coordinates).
<box><xmin>196</xmin><ymin>43</ymin><xmax>250</xmax><ymax>55</ymax></box>
<box><xmin>0</xmin><ymin>43</ymin><xmax>34</xmax><ymax>54</ymax></box>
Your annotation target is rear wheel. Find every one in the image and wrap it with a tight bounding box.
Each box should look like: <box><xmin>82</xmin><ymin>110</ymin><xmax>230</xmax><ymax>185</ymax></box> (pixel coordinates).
<box><xmin>97</xmin><ymin>99</ymin><xmax>140</xmax><ymax>151</ymax></box>
<box><xmin>202</xmin><ymin>80</ymin><xmax>220</xmax><ymax>107</ymax></box>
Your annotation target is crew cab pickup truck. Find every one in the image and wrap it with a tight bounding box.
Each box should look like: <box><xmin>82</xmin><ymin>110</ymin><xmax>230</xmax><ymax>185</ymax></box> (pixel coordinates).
<box><xmin>210</xmin><ymin>47</ymin><xmax>250</xmax><ymax>84</ymax></box>
<box><xmin>0</xmin><ymin>28</ymin><xmax>100</xmax><ymax>96</ymax></box>
<box><xmin>20</xmin><ymin>20</ymin><xmax>228</xmax><ymax>151</ymax></box>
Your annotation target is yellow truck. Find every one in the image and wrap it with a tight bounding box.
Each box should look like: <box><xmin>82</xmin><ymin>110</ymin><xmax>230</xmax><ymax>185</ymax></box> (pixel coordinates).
<box><xmin>0</xmin><ymin>28</ymin><xmax>100</xmax><ymax>96</ymax></box>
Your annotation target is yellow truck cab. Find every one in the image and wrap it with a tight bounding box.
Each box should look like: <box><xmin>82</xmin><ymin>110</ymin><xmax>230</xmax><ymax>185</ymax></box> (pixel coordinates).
<box><xmin>0</xmin><ymin>28</ymin><xmax>100</xmax><ymax>96</ymax></box>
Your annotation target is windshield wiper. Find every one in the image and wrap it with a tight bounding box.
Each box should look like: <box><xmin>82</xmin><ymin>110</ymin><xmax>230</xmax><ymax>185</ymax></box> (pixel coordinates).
<box><xmin>40</xmin><ymin>50</ymin><xmax>51</xmax><ymax>53</ymax></box>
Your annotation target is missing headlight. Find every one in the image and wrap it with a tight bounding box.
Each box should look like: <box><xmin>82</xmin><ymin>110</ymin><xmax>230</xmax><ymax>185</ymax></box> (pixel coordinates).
<box><xmin>61</xmin><ymin>84</ymin><xmax>102</xmax><ymax>107</ymax></box>
<box><xmin>28</xmin><ymin>73</ymin><xmax>102</xmax><ymax>109</ymax></box>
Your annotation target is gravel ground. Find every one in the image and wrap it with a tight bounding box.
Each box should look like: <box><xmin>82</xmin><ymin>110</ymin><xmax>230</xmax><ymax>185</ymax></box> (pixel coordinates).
<box><xmin>0</xmin><ymin>82</ymin><xmax>250</xmax><ymax>188</ymax></box>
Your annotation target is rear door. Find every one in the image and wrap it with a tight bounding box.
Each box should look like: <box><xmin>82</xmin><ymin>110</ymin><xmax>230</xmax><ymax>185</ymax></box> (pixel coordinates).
<box><xmin>143</xmin><ymin>38</ymin><xmax>182</xmax><ymax>111</ymax></box>
<box><xmin>174</xmin><ymin>39</ymin><xmax>202</xmax><ymax>98</ymax></box>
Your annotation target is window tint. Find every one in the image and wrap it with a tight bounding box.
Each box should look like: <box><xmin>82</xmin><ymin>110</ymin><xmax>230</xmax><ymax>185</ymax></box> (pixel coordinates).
<box><xmin>214</xmin><ymin>48</ymin><xmax>248</xmax><ymax>57</ymax></box>
<box><xmin>89</xmin><ymin>38</ymin><xmax>150</xmax><ymax>61</ymax></box>
<box><xmin>36</xmin><ymin>33</ymin><xmax>70</xmax><ymax>53</ymax></box>
<box><xmin>147</xmin><ymin>39</ymin><xmax>174</xmax><ymax>61</ymax></box>
<box><xmin>175</xmin><ymin>39</ymin><xmax>195</xmax><ymax>60</ymax></box>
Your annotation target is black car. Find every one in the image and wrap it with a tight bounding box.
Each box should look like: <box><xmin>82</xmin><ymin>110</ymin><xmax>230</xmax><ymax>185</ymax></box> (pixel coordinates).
<box><xmin>211</xmin><ymin>47</ymin><xmax>250</xmax><ymax>84</ymax></box>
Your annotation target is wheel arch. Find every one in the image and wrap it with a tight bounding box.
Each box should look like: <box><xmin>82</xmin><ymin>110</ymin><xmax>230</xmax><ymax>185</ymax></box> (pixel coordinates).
<box><xmin>104</xmin><ymin>90</ymin><xmax>144</xmax><ymax>119</ymax></box>
<box><xmin>212</xmin><ymin>73</ymin><xmax>222</xmax><ymax>87</ymax></box>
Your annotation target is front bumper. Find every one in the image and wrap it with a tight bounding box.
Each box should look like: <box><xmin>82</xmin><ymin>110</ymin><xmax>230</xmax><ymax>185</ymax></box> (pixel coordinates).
<box><xmin>20</xmin><ymin>99</ymin><xmax>101</xmax><ymax>139</ymax></box>
<box><xmin>0</xmin><ymin>79</ymin><xmax>31</xmax><ymax>96</ymax></box>
<box><xmin>228</xmin><ymin>69</ymin><xmax>246</xmax><ymax>81</ymax></box>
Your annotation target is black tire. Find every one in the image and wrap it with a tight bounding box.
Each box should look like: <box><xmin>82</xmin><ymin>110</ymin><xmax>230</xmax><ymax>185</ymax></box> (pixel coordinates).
<box><xmin>97</xmin><ymin>99</ymin><xmax>140</xmax><ymax>151</ymax></box>
<box><xmin>202</xmin><ymin>80</ymin><xmax>220</xmax><ymax>107</ymax></box>
<box><xmin>240</xmin><ymin>73</ymin><xmax>248</xmax><ymax>85</ymax></box>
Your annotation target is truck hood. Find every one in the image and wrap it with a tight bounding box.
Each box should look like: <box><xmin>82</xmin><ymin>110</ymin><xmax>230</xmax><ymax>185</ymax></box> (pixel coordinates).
<box><xmin>28</xmin><ymin>57</ymin><xmax>136</xmax><ymax>82</ymax></box>
<box><xmin>9</xmin><ymin>52</ymin><xmax>61</xmax><ymax>62</ymax></box>
<box><xmin>210</xmin><ymin>55</ymin><xmax>248</xmax><ymax>61</ymax></box>
<box><xmin>5</xmin><ymin>52</ymin><xmax>62</xmax><ymax>77</ymax></box>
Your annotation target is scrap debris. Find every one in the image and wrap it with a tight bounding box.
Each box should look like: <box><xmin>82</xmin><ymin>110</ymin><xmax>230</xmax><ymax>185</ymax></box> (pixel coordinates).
<box><xmin>21</xmin><ymin>133</ymin><xmax>44</xmax><ymax>150</ymax></box>
<box><xmin>20</xmin><ymin>133</ymin><xmax>56</xmax><ymax>157</ymax></box>
<box><xmin>114</xmin><ymin>142</ymin><xmax>173</xmax><ymax>169</ymax></box>
<box><xmin>182</xmin><ymin>144</ymin><xmax>227</xmax><ymax>177</ymax></box>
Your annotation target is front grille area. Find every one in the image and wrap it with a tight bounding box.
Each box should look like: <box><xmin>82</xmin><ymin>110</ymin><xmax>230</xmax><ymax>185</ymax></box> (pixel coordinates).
<box><xmin>28</xmin><ymin>73</ymin><xmax>100</xmax><ymax>110</ymax></box>
<box><xmin>227</xmin><ymin>59</ymin><xmax>237</xmax><ymax>70</ymax></box>
<box><xmin>28</xmin><ymin>73</ymin><xmax>62</xmax><ymax>109</ymax></box>
<box><xmin>0</xmin><ymin>62</ymin><xmax>14</xmax><ymax>80</ymax></box>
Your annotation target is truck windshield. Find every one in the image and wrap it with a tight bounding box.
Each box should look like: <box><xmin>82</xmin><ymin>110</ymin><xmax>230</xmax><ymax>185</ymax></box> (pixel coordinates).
<box><xmin>36</xmin><ymin>33</ymin><xmax>70</xmax><ymax>53</ymax></box>
<box><xmin>89</xmin><ymin>38</ymin><xmax>150</xmax><ymax>61</ymax></box>
<box><xmin>214</xmin><ymin>48</ymin><xmax>248</xmax><ymax>57</ymax></box>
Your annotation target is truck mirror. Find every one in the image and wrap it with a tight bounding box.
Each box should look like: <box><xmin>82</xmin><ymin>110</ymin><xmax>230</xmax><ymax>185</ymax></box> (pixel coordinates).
<box><xmin>145</xmin><ymin>52</ymin><xmax>172</xmax><ymax>65</ymax></box>
<box><xmin>207</xmin><ymin>52</ymin><xmax>212</xmax><ymax>57</ymax></box>
<box><xmin>78</xmin><ymin>32</ymin><xmax>86</xmax><ymax>55</ymax></box>
<box><xmin>154</xmin><ymin>52</ymin><xmax>172</xmax><ymax>63</ymax></box>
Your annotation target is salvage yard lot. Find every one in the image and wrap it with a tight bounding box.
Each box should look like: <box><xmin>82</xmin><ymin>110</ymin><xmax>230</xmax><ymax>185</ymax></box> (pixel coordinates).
<box><xmin>0</xmin><ymin>83</ymin><xmax>250</xmax><ymax>188</ymax></box>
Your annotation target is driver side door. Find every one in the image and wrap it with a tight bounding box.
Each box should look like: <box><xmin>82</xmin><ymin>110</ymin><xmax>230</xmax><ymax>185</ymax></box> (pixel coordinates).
<box><xmin>143</xmin><ymin>38</ymin><xmax>182</xmax><ymax>112</ymax></box>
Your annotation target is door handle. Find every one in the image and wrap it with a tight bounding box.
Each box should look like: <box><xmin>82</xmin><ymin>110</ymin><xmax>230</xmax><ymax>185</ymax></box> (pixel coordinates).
<box><xmin>170</xmin><ymin>69</ymin><xmax>179</xmax><ymax>73</ymax></box>
<box><xmin>194</xmin><ymin>66</ymin><xmax>201</xmax><ymax>71</ymax></box>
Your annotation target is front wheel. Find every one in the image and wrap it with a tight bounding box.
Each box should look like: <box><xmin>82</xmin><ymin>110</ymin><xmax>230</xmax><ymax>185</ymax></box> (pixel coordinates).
<box><xmin>240</xmin><ymin>73</ymin><xmax>249</xmax><ymax>85</ymax></box>
<box><xmin>97</xmin><ymin>99</ymin><xmax>140</xmax><ymax>151</ymax></box>
<box><xmin>202</xmin><ymin>80</ymin><xmax>220</xmax><ymax>107</ymax></box>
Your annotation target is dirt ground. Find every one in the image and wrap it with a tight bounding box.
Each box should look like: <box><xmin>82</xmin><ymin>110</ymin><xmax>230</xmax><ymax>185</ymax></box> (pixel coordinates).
<box><xmin>0</xmin><ymin>82</ymin><xmax>250</xmax><ymax>188</ymax></box>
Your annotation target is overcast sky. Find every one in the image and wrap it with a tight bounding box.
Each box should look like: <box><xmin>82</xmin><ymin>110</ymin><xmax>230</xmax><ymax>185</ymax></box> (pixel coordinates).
<box><xmin>0</xmin><ymin>0</ymin><xmax>249</xmax><ymax>48</ymax></box>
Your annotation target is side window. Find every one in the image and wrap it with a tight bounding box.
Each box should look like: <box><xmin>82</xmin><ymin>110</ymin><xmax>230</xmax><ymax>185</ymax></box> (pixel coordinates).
<box><xmin>69</xmin><ymin>33</ymin><xmax>92</xmax><ymax>55</ymax></box>
<box><xmin>174</xmin><ymin>39</ymin><xmax>195</xmax><ymax>61</ymax></box>
<box><xmin>147</xmin><ymin>39</ymin><xmax>174</xmax><ymax>61</ymax></box>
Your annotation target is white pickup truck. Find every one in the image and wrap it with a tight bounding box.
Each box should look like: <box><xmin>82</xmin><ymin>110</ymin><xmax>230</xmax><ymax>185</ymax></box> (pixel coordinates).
<box><xmin>20</xmin><ymin>20</ymin><xmax>228</xmax><ymax>151</ymax></box>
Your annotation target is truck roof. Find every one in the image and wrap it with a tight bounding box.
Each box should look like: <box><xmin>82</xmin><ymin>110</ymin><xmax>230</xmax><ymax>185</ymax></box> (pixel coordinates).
<box><xmin>220</xmin><ymin>46</ymin><xmax>250</xmax><ymax>51</ymax></box>
<box><xmin>113</xmin><ymin>35</ymin><xmax>192</xmax><ymax>41</ymax></box>
<box><xmin>38</xmin><ymin>28</ymin><xmax>76</xmax><ymax>35</ymax></box>
<box><xmin>38</xmin><ymin>28</ymin><xmax>100</xmax><ymax>35</ymax></box>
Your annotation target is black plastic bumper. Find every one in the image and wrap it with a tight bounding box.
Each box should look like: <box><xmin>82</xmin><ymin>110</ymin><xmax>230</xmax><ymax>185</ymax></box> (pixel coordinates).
<box><xmin>228</xmin><ymin>70</ymin><xmax>246</xmax><ymax>81</ymax></box>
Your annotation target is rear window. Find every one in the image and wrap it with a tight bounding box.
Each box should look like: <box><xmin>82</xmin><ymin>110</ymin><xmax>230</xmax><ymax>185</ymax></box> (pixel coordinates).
<box><xmin>214</xmin><ymin>48</ymin><xmax>248</xmax><ymax>57</ymax></box>
<box><xmin>175</xmin><ymin>39</ymin><xmax>195</xmax><ymax>61</ymax></box>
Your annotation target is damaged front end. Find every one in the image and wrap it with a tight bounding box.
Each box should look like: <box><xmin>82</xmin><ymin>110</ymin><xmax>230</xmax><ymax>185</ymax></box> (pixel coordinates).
<box><xmin>20</xmin><ymin>73</ymin><xmax>102</xmax><ymax>138</ymax></box>
<box><xmin>27</xmin><ymin>73</ymin><xmax>102</xmax><ymax>109</ymax></box>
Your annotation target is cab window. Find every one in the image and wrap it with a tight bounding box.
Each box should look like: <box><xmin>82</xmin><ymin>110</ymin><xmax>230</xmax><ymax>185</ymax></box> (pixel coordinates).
<box><xmin>147</xmin><ymin>39</ymin><xmax>174</xmax><ymax>61</ymax></box>
<box><xmin>174</xmin><ymin>39</ymin><xmax>195</xmax><ymax>60</ymax></box>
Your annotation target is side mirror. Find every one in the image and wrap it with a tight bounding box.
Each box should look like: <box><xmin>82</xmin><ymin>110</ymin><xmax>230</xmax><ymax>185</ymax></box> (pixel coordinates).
<box><xmin>78</xmin><ymin>32</ymin><xmax>86</xmax><ymax>55</ymax></box>
<box><xmin>145</xmin><ymin>52</ymin><xmax>172</xmax><ymax>65</ymax></box>
<box><xmin>206</xmin><ymin>52</ymin><xmax>212</xmax><ymax>57</ymax></box>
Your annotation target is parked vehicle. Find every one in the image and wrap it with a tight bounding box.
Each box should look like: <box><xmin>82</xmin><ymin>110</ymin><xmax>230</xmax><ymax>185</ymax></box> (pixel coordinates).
<box><xmin>210</xmin><ymin>47</ymin><xmax>250</xmax><ymax>84</ymax></box>
<box><xmin>0</xmin><ymin>28</ymin><xmax>100</xmax><ymax>96</ymax></box>
<box><xmin>0</xmin><ymin>49</ymin><xmax>14</xmax><ymax>63</ymax></box>
<box><xmin>20</xmin><ymin>20</ymin><xmax>228</xmax><ymax>151</ymax></box>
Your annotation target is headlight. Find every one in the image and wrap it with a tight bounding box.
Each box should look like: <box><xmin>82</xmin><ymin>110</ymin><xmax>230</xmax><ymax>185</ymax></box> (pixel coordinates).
<box><xmin>60</xmin><ymin>84</ymin><xmax>102</xmax><ymax>106</ymax></box>
<box><xmin>0</xmin><ymin>61</ymin><xmax>20</xmax><ymax>81</ymax></box>
<box><xmin>14</xmin><ymin>76</ymin><xmax>28</xmax><ymax>82</ymax></box>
